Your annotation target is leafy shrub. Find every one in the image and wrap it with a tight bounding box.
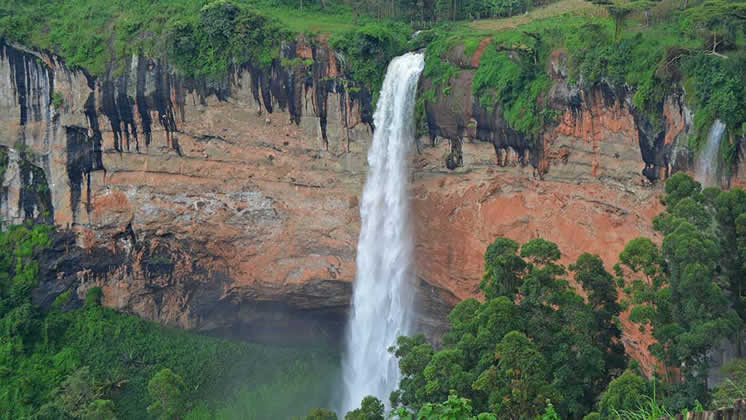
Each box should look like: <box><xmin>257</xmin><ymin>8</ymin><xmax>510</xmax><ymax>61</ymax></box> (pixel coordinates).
<box><xmin>713</xmin><ymin>359</ymin><xmax>746</xmax><ymax>408</ymax></box>
<box><xmin>472</xmin><ymin>46</ymin><xmax>551</xmax><ymax>137</ymax></box>
<box><xmin>165</xmin><ymin>1</ymin><xmax>291</xmax><ymax>78</ymax></box>
<box><xmin>330</xmin><ymin>22</ymin><xmax>411</xmax><ymax>103</ymax></box>
<box><xmin>599</xmin><ymin>372</ymin><xmax>652</xmax><ymax>417</ymax></box>
<box><xmin>682</xmin><ymin>53</ymin><xmax>746</xmax><ymax>162</ymax></box>
<box><xmin>51</xmin><ymin>92</ymin><xmax>64</xmax><ymax>108</ymax></box>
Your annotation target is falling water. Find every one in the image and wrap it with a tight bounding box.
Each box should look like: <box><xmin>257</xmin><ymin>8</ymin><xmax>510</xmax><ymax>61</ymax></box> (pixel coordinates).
<box><xmin>339</xmin><ymin>52</ymin><xmax>425</xmax><ymax>414</ymax></box>
<box><xmin>695</xmin><ymin>119</ymin><xmax>727</xmax><ymax>187</ymax></box>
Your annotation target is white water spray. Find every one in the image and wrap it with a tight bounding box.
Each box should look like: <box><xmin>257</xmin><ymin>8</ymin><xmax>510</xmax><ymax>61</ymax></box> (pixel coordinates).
<box><xmin>695</xmin><ymin>119</ymin><xmax>726</xmax><ymax>187</ymax></box>
<box><xmin>339</xmin><ymin>52</ymin><xmax>425</xmax><ymax>413</ymax></box>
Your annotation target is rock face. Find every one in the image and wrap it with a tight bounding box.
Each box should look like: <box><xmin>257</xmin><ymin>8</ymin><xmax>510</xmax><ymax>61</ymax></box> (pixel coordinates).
<box><xmin>1</xmin><ymin>40</ymin><xmax>372</xmax><ymax>344</ymax></box>
<box><xmin>0</xmin><ymin>40</ymin><xmax>730</xmax><ymax>359</ymax></box>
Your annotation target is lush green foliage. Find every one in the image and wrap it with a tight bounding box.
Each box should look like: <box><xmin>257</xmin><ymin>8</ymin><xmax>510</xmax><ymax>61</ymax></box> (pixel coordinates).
<box><xmin>303</xmin><ymin>408</ymin><xmax>339</xmax><ymax>420</ymax></box>
<box><xmin>391</xmin><ymin>393</ymin><xmax>496</xmax><ymax>419</ymax></box>
<box><xmin>620</xmin><ymin>173</ymin><xmax>746</xmax><ymax>410</ymax></box>
<box><xmin>0</xmin><ymin>0</ymin><xmax>393</xmax><ymax>78</ymax></box>
<box><xmin>598</xmin><ymin>372</ymin><xmax>652</xmax><ymax>417</ymax></box>
<box><xmin>164</xmin><ymin>1</ymin><xmax>290</xmax><ymax>77</ymax></box>
<box><xmin>344</xmin><ymin>395</ymin><xmax>385</xmax><ymax>420</ymax></box>
<box><xmin>681</xmin><ymin>53</ymin><xmax>746</xmax><ymax>163</ymax></box>
<box><xmin>712</xmin><ymin>359</ymin><xmax>746</xmax><ymax>409</ymax></box>
<box><xmin>472</xmin><ymin>44</ymin><xmax>551</xmax><ymax>136</ymax></box>
<box><xmin>414</xmin><ymin>0</ymin><xmax>745</xmax><ymax>154</ymax></box>
<box><xmin>0</xmin><ymin>225</ymin><xmax>339</xmax><ymax>419</ymax></box>
<box><xmin>391</xmin><ymin>237</ymin><xmax>624</xmax><ymax>419</ymax></box>
<box><xmin>330</xmin><ymin>22</ymin><xmax>412</xmax><ymax>102</ymax></box>
<box><xmin>331</xmin><ymin>0</ymin><xmax>560</xmax><ymax>24</ymax></box>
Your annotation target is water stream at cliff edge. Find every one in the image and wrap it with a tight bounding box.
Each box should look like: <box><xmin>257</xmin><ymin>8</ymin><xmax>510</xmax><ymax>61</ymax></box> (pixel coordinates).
<box><xmin>339</xmin><ymin>52</ymin><xmax>425</xmax><ymax>414</ymax></box>
<box><xmin>695</xmin><ymin>119</ymin><xmax>726</xmax><ymax>187</ymax></box>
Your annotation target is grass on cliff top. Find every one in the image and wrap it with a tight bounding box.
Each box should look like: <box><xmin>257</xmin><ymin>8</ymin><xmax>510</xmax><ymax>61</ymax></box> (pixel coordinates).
<box><xmin>469</xmin><ymin>0</ymin><xmax>605</xmax><ymax>31</ymax></box>
<box><xmin>0</xmin><ymin>0</ymin><xmax>380</xmax><ymax>75</ymax></box>
<box><xmin>257</xmin><ymin>4</ymin><xmax>363</xmax><ymax>35</ymax></box>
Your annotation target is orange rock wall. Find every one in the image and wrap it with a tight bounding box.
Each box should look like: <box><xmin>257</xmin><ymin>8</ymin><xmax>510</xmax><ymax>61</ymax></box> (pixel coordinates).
<box><xmin>0</xmin><ymin>41</ymin><xmax>716</xmax><ymax>362</ymax></box>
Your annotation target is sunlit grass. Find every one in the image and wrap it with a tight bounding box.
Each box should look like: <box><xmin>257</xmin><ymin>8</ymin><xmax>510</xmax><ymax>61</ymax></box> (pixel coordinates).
<box><xmin>469</xmin><ymin>0</ymin><xmax>605</xmax><ymax>32</ymax></box>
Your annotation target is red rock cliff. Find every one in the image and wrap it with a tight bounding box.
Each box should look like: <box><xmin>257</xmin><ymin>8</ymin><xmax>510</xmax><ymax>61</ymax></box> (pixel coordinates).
<box><xmin>0</xmin><ymin>41</ymin><xmax>727</xmax><ymax>357</ymax></box>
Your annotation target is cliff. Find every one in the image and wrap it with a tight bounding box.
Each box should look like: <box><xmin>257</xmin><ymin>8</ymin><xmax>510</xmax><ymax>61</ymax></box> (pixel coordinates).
<box><xmin>0</xmin><ymin>38</ymin><xmax>728</xmax><ymax>357</ymax></box>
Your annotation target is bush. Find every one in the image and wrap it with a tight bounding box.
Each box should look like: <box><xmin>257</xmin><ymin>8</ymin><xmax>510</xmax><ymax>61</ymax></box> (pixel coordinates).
<box><xmin>713</xmin><ymin>359</ymin><xmax>746</xmax><ymax>409</ymax></box>
<box><xmin>83</xmin><ymin>287</ymin><xmax>103</xmax><ymax>307</ymax></box>
<box><xmin>599</xmin><ymin>372</ymin><xmax>652</xmax><ymax>417</ymax></box>
<box><xmin>472</xmin><ymin>45</ymin><xmax>551</xmax><ymax>138</ymax></box>
<box><xmin>165</xmin><ymin>1</ymin><xmax>291</xmax><ymax>78</ymax></box>
<box><xmin>330</xmin><ymin>22</ymin><xmax>411</xmax><ymax>103</ymax></box>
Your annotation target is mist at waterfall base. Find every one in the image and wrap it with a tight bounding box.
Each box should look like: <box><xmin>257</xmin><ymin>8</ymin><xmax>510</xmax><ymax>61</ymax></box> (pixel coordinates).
<box><xmin>695</xmin><ymin>119</ymin><xmax>726</xmax><ymax>187</ymax></box>
<box><xmin>338</xmin><ymin>52</ymin><xmax>425</xmax><ymax>414</ymax></box>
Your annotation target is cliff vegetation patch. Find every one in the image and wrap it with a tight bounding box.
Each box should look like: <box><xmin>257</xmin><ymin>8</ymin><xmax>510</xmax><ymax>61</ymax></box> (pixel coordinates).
<box><xmin>0</xmin><ymin>226</ymin><xmax>339</xmax><ymax>419</ymax></box>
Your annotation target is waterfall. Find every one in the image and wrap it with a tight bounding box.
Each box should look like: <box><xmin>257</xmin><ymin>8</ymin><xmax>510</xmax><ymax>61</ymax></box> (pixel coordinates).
<box><xmin>339</xmin><ymin>52</ymin><xmax>425</xmax><ymax>414</ymax></box>
<box><xmin>695</xmin><ymin>119</ymin><xmax>726</xmax><ymax>187</ymax></box>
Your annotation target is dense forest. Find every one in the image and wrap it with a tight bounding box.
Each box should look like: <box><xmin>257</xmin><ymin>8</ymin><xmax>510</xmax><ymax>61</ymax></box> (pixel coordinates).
<box><xmin>0</xmin><ymin>224</ymin><xmax>341</xmax><ymax>419</ymax></box>
<box><xmin>2</xmin><ymin>0</ymin><xmax>746</xmax><ymax>418</ymax></box>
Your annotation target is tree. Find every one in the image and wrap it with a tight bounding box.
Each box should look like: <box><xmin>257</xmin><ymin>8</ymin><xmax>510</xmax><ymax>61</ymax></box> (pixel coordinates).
<box><xmin>684</xmin><ymin>1</ymin><xmax>746</xmax><ymax>56</ymax></box>
<box><xmin>84</xmin><ymin>399</ymin><xmax>117</xmax><ymax>420</ymax></box>
<box><xmin>345</xmin><ymin>396</ymin><xmax>384</xmax><ymax>420</ymax></box>
<box><xmin>584</xmin><ymin>0</ymin><xmax>656</xmax><ymax>40</ymax></box>
<box><xmin>480</xmin><ymin>238</ymin><xmax>526</xmax><ymax>300</ymax></box>
<box><xmin>391</xmin><ymin>393</ymin><xmax>496</xmax><ymax>420</ymax></box>
<box><xmin>662</xmin><ymin>172</ymin><xmax>702</xmax><ymax>209</ymax></box>
<box><xmin>714</xmin><ymin>187</ymin><xmax>746</xmax><ymax>323</ymax></box>
<box><xmin>423</xmin><ymin>349</ymin><xmax>474</xmax><ymax>403</ymax></box>
<box><xmin>615</xmin><ymin>237</ymin><xmax>669</xmax><ymax>350</ymax></box>
<box><xmin>390</xmin><ymin>334</ymin><xmax>434</xmax><ymax>408</ymax></box>
<box><xmin>393</xmin><ymin>237</ymin><xmax>625</xmax><ymax>418</ymax></box>
<box><xmin>147</xmin><ymin>368</ymin><xmax>188</xmax><ymax>420</ymax></box>
<box><xmin>473</xmin><ymin>331</ymin><xmax>555</xmax><ymax>419</ymax></box>
<box><xmin>571</xmin><ymin>253</ymin><xmax>626</xmax><ymax>383</ymax></box>
<box><xmin>598</xmin><ymin>371</ymin><xmax>651</xmax><ymax>417</ymax></box>
<box><xmin>185</xmin><ymin>402</ymin><xmax>213</xmax><ymax>420</ymax></box>
<box><xmin>540</xmin><ymin>402</ymin><xmax>561</xmax><ymax>420</ymax></box>
<box><xmin>57</xmin><ymin>367</ymin><xmax>98</xmax><ymax>419</ymax></box>
<box><xmin>617</xmin><ymin>174</ymin><xmax>742</xmax><ymax>408</ymax></box>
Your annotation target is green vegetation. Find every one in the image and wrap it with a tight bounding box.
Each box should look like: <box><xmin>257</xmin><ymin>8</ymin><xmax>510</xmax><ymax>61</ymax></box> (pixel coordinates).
<box><xmin>681</xmin><ymin>53</ymin><xmax>746</xmax><ymax>163</ymax></box>
<box><xmin>0</xmin><ymin>0</ymin><xmax>394</xmax><ymax>77</ymax></box>
<box><xmin>713</xmin><ymin>359</ymin><xmax>746</xmax><ymax>409</ymax></box>
<box><xmin>392</xmin><ymin>393</ymin><xmax>497</xmax><ymax>419</ymax></box>
<box><xmin>330</xmin><ymin>22</ymin><xmax>412</xmax><ymax>102</ymax></box>
<box><xmin>0</xmin><ymin>224</ymin><xmax>339</xmax><ymax>419</ymax></box>
<box><xmin>163</xmin><ymin>0</ymin><xmax>290</xmax><ymax>78</ymax></box>
<box><xmin>472</xmin><ymin>42</ymin><xmax>552</xmax><ymax>136</ymax></box>
<box><xmin>344</xmin><ymin>395</ymin><xmax>385</xmax><ymax>420</ymax></box>
<box><xmin>51</xmin><ymin>92</ymin><xmax>64</xmax><ymax>109</ymax></box>
<box><xmin>388</xmin><ymin>236</ymin><xmax>625</xmax><ymax>418</ymax></box>
<box><xmin>5</xmin><ymin>0</ymin><xmax>746</xmax><ymax>418</ymax></box>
